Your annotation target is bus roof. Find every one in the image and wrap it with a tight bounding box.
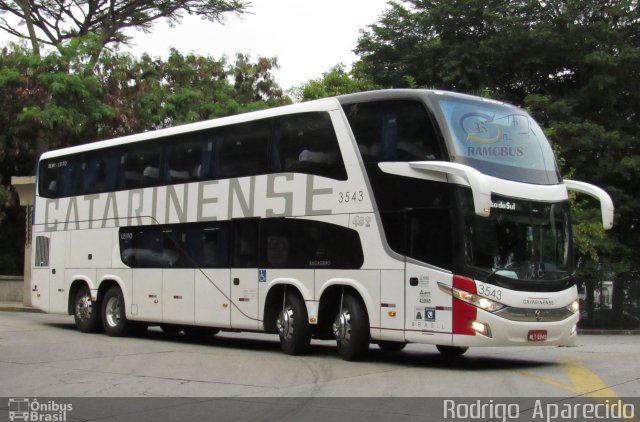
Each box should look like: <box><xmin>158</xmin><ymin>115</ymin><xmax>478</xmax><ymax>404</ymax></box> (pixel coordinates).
<box><xmin>337</xmin><ymin>88</ymin><xmax>511</xmax><ymax>108</ymax></box>
<box><xmin>40</xmin><ymin>88</ymin><xmax>517</xmax><ymax>161</ymax></box>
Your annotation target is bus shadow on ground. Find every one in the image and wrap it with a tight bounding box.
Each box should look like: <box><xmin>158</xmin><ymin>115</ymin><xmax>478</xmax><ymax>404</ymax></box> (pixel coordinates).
<box><xmin>43</xmin><ymin>321</ymin><xmax>557</xmax><ymax>371</ymax></box>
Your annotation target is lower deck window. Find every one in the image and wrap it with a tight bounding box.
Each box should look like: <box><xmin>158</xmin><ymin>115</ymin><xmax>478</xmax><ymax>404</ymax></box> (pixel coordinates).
<box><xmin>119</xmin><ymin>218</ymin><xmax>364</xmax><ymax>270</ymax></box>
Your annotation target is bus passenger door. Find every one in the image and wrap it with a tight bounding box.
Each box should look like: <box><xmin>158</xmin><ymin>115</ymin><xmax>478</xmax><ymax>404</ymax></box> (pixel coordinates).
<box><xmin>49</xmin><ymin>231</ymin><xmax>67</xmax><ymax>314</ymax></box>
<box><xmin>230</xmin><ymin>219</ymin><xmax>260</xmax><ymax>330</ymax></box>
<box><xmin>401</xmin><ymin>208</ymin><xmax>455</xmax><ymax>344</ymax></box>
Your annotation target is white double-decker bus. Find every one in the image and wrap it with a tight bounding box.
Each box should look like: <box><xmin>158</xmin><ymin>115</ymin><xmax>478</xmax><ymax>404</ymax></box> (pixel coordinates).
<box><xmin>30</xmin><ymin>89</ymin><xmax>613</xmax><ymax>360</ymax></box>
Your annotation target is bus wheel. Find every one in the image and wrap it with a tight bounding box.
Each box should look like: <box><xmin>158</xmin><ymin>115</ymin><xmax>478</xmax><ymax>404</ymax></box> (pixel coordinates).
<box><xmin>378</xmin><ymin>341</ymin><xmax>406</xmax><ymax>353</ymax></box>
<box><xmin>101</xmin><ymin>286</ymin><xmax>131</xmax><ymax>337</ymax></box>
<box><xmin>436</xmin><ymin>345</ymin><xmax>468</xmax><ymax>357</ymax></box>
<box><xmin>73</xmin><ymin>285</ymin><xmax>101</xmax><ymax>333</ymax></box>
<box><xmin>333</xmin><ymin>293</ymin><xmax>369</xmax><ymax>361</ymax></box>
<box><xmin>276</xmin><ymin>291</ymin><xmax>312</xmax><ymax>355</ymax></box>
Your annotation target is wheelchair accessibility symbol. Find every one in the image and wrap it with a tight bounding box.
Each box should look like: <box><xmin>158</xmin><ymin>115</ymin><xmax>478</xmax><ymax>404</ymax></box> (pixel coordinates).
<box><xmin>258</xmin><ymin>269</ymin><xmax>267</xmax><ymax>283</ymax></box>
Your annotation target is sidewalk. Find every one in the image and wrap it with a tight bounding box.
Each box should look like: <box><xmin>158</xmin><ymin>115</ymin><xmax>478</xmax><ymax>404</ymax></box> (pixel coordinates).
<box><xmin>0</xmin><ymin>301</ymin><xmax>42</xmax><ymax>313</ymax></box>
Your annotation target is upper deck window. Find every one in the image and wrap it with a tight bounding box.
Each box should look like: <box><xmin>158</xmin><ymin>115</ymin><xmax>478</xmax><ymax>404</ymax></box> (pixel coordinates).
<box><xmin>343</xmin><ymin>100</ymin><xmax>443</xmax><ymax>163</ymax></box>
<box><xmin>435</xmin><ymin>96</ymin><xmax>561</xmax><ymax>185</ymax></box>
<box><xmin>38</xmin><ymin>111</ymin><xmax>347</xmax><ymax>199</ymax></box>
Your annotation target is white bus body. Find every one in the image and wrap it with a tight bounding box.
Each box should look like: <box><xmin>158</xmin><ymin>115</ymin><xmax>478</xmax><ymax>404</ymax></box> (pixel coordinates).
<box><xmin>30</xmin><ymin>89</ymin><xmax>613</xmax><ymax>360</ymax></box>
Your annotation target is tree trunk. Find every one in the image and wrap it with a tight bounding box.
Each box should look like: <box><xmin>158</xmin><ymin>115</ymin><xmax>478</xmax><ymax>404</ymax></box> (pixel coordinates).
<box><xmin>14</xmin><ymin>0</ymin><xmax>40</xmax><ymax>56</ymax></box>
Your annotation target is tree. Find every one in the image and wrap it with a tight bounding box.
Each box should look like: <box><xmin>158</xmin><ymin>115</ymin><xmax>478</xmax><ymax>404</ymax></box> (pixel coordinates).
<box><xmin>0</xmin><ymin>44</ymin><xmax>289</xmax><ymax>181</ymax></box>
<box><xmin>0</xmin><ymin>44</ymin><xmax>116</xmax><ymax>180</ymax></box>
<box><xmin>0</xmin><ymin>43</ymin><xmax>290</xmax><ymax>274</ymax></box>
<box><xmin>292</xmin><ymin>64</ymin><xmax>379</xmax><ymax>102</ymax></box>
<box><xmin>355</xmin><ymin>0</ymin><xmax>639</xmax><ymax>276</ymax></box>
<box><xmin>0</xmin><ymin>0</ymin><xmax>248</xmax><ymax>65</ymax></box>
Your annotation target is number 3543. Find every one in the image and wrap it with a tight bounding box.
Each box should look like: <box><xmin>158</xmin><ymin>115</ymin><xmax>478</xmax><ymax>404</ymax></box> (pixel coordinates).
<box><xmin>338</xmin><ymin>191</ymin><xmax>364</xmax><ymax>203</ymax></box>
<box><xmin>478</xmin><ymin>284</ymin><xmax>502</xmax><ymax>300</ymax></box>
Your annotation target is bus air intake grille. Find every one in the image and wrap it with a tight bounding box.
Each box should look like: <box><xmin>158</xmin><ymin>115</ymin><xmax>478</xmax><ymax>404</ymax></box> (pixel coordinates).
<box><xmin>494</xmin><ymin>307</ymin><xmax>574</xmax><ymax>322</ymax></box>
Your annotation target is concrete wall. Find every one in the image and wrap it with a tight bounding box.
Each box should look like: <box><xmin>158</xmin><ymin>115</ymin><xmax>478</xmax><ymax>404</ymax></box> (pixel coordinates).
<box><xmin>11</xmin><ymin>176</ymin><xmax>35</xmax><ymax>307</ymax></box>
<box><xmin>0</xmin><ymin>276</ymin><xmax>24</xmax><ymax>302</ymax></box>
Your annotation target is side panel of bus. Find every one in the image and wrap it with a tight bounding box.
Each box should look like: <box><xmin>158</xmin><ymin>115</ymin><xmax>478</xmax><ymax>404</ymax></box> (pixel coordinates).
<box><xmin>49</xmin><ymin>231</ymin><xmax>67</xmax><ymax>314</ymax></box>
<box><xmin>404</xmin><ymin>262</ymin><xmax>453</xmax><ymax>345</ymax></box>
<box><xmin>31</xmin><ymin>233</ymin><xmax>51</xmax><ymax>312</ymax></box>
<box><xmin>163</xmin><ymin>268</ymin><xmax>195</xmax><ymax>325</ymax></box>
<box><xmin>195</xmin><ymin>269</ymin><xmax>231</xmax><ymax>328</ymax></box>
<box><xmin>132</xmin><ymin>269</ymin><xmax>162</xmax><ymax>321</ymax></box>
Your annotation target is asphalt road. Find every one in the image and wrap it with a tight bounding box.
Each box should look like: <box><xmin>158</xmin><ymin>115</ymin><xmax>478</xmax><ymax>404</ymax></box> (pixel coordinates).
<box><xmin>1</xmin><ymin>311</ymin><xmax>639</xmax><ymax>421</ymax></box>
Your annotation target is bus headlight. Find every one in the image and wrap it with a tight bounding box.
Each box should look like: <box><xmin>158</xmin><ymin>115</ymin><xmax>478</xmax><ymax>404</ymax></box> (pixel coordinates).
<box><xmin>438</xmin><ymin>283</ymin><xmax>505</xmax><ymax>312</ymax></box>
<box><xmin>471</xmin><ymin>320</ymin><xmax>491</xmax><ymax>337</ymax></box>
<box><xmin>567</xmin><ymin>299</ymin><xmax>580</xmax><ymax>314</ymax></box>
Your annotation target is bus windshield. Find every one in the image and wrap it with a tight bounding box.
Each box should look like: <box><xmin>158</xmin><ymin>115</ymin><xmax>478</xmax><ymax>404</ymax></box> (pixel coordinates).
<box><xmin>460</xmin><ymin>191</ymin><xmax>573</xmax><ymax>284</ymax></box>
<box><xmin>435</xmin><ymin>95</ymin><xmax>561</xmax><ymax>185</ymax></box>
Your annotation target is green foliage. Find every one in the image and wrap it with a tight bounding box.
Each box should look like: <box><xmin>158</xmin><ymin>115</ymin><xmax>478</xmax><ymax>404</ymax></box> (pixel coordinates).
<box><xmin>292</xmin><ymin>64</ymin><xmax>380</xmax><ymax>102</ymax></box>
<box><xmin>355</xmin><ymin>0</ymin><xmax>640</xmax><ymax>275</ymax></box>
<box><xmin>0</xmin><ymin>185</ymin><xmax>6</xmax><ymax>208</ymax></box>
<box><xmin>0</xmin><ymin>43</ymin><xmax>290</xmax><ymax>183</ymax></box>
<box><xmin>0</xmin><ymin>41</ymin><xmax>289</xmax><ymax>274</ymax></box>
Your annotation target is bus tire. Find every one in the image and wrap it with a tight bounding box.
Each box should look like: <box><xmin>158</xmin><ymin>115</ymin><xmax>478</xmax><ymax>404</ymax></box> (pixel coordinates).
<box><xmin>378</xmin><ymin>341</ymin><xmax>406</xmax><ymax>353</ymax></box>
<box><xmin>73</xmin><ymin>285</ymin><xmax>101</xmax><ymax>333</ymax></box>
<box><xmin>436</xmin><ymin>345</ymin><xmax>468</xmax><ymax>357</ymax></box>
<box><xmin>276</xmin><ymin>291</ymin><xmax>312</xmax><ymax>355</ymax></box>
<box><xmin>101</xmin><ymin>286</ymin><xmax>131</xmax><ymax>337</ymax></box>
<box><xmin>333</xmin><ymin>293</ymin><xmax>370</xmax><ymax>361</ymax></box>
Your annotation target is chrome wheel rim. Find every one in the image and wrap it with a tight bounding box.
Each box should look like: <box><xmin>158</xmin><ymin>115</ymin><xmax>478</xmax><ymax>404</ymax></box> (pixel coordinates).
<box><xmin>277</xmin><ymin>307</ymin><xmax>294</xmax><ymax>340</ymax></box>
<box><xmin>75</xmin><ymin>294</ymin><xmax>92</xmax><ymax>322</ymax></box>
<box><xmin>333</xmin><ymin>309</ymin><xmax>351</xmax><ymax>344</ymax></box>
<box><xmin>105</xmin><ymin>296</ymin><xmax>121</xmax><ymax>328</ymax></box>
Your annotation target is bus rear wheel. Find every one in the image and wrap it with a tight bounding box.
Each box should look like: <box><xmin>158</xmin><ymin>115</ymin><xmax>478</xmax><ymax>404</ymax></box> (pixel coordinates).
<box><xmin>73</xmin><ymin>285</ymin><xmax>101</xmax><ymax>333</ymax></box>
<box><xmin>101</xmin><ymin>286</ymin><xmax>133</xmax><ymax>337</ymax></box>
<box><xmin>436</xmin><ymin>345</ymin><xmax>468</xmax><ymax>357</ymax></box>
<box><xmin>276</xmin><ymin>291</ymin><xmax>312</xmax><ymax>355</ymax></box>
<box><xmin>333</xmin><ymin>293</ymin><xmax>370</xmax><ymax>361</ymax></box>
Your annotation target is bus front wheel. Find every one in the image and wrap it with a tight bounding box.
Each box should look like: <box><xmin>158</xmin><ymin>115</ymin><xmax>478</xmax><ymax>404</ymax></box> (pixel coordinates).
<box><xmin>276</xmin><ymin>291</ymin><xmax>312</xmax><ymax>355</ymax></box>
<box><xmin>101</xmin><ymin>286</ymin><xmax>132</xmax><ymax>337</ymax></box>
<box><xmin>333</xmin><ymin>293</ymin><xmax>370</xmax><ymax>361</ymax></box>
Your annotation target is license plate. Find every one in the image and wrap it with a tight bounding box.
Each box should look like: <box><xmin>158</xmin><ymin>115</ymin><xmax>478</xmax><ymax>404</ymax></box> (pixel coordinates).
<box><xmin>528</xmin><ymin>330</ymin><xmax>547</xmax><ymax>342</ymax></box>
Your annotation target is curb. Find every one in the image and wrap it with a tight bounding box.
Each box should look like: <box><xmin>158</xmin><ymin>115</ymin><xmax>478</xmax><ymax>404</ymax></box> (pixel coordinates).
<box><xmin>578</xmin><ymin>329</ymin><xmax>640</xmax><ymax>335</ymax></box>
<box><xmin>0</xmin><ymin>303</ymin><xmax>43</xmax><ymax>313</ymax></box>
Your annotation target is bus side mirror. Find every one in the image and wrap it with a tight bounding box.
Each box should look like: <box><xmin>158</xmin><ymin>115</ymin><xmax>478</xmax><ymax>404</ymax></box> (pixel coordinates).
<box><xmin>378</xmin><ymin>161</ymin><xmax>492</xmax><ymax>217</ymax></box>
<box><xmin>564</xmin><ymin>179</ymin><xmax>614</xmax><ymax>230</ymax></box>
